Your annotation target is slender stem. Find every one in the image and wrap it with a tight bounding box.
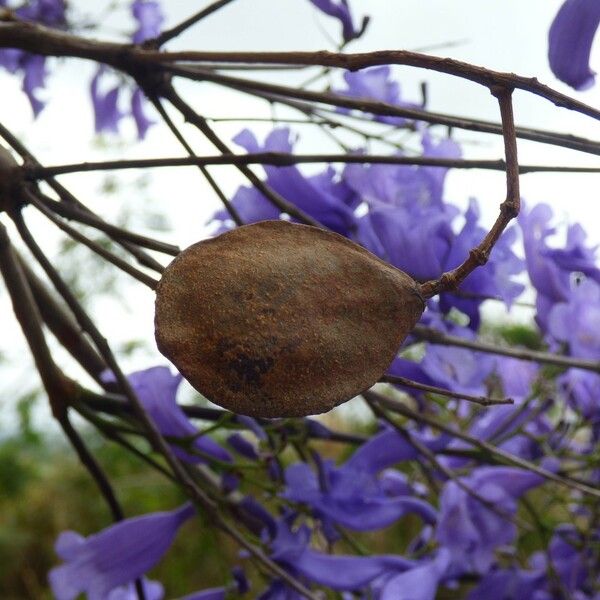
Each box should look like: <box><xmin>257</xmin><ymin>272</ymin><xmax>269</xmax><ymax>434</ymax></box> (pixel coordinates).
<box><xmin>154</xmin><ymin>0</ymin><xmax>239</xmax><ymax>46</ymax></box>
<box><xmin>17</xmin><ymin>252</ymin><xmax>108</xmax><ymax>383</ymax></box>
<box><xmin>366</xmin><ymin>391</ymin><xmax>600</xmax><ymax>499</ymax></box>
<box><xmin>27</xmin><ymin>153</ymin><xmax>600</xmax><ymax>178</ymax></box>
<box><xmin>139</xmin><ymin>49</ymin><xmax>600</xmax><ymax>121</ymax></box>
<box><xmin>420</xmin><ymin>88</ymin><xmax>519</xmax><ymax>297</ymax></box>
<box><xmin>37</xmin><ymin>192</ymin><xmax>180</xmax><ymax>256</ymax></box>
<box><xmin>412</xmin><ymin>324</ymin><xmax>600</xmax><ymax>373</ymax></box>
<box><xmin>162</xmin><ymin>83</ymin><xmax>324</xmax><ymax>228</ymax></box>
<box><xmin>24</xmin><ymin>193</ymin><xmax>159</xmax><ymax>290</ymax></box>
<box><xmin>148</xmin><ymin>94</ymin><xmax>244</xmax><ymax>226</ymax></box>
<box><xmin>0</xmin><ymin>222</ymin><xmax>128</xmax><ymax>529</ymax></box>
<box><xmin>0</xmin><ymin>121</ymin><xmax>167</xmax><ymax>274</ymax></box>
<box><xmin>367</xmin><ymin>399</ymin><xmax>532</xmax><ymax>530</ymax></box>
<box><xmin>165</xmin><ymin>65</ymin><xmax>600</xmax><ymax>157</ymax></box>
<box><xmin>380</xmin><ymin>374</ymin><xmax>513</xmax><ymax>406</ymax></box>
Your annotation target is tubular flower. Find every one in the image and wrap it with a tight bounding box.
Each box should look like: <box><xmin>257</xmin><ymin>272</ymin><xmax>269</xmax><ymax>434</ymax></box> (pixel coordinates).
<box><xmin>549</xmin><ymin>0</ymin><xmax>600</xmax><ymax>90</ymax></box>
<box><xmin>49</xmin><ymin>503</ymin><xmax>195</xmax><ymax>600</ymax></box>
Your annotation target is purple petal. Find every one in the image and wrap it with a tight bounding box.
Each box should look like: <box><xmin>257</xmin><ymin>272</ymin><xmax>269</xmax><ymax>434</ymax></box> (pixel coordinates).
<box><xmin>179</xmin><ymin>588</ymin><xmax>226</xmax><ymax>600</ymax></box>
<box><xmin>308</xmin><ymin>0</ymin><xmax>366</xmax><ymax>43</ymax></box>
<box><xmin>549</xmin><ymin>0</ymin><xmax>600</xmax><ymax>90</ymax></box>
<box><xmin>132</xmin><ymin>0</ymin><xmax>164</xmax><ymax>43</ymax></box>
<box><xmin>49</xmin><ymin>503</ymin><xmax>195</xmax><ymax>600</ymax></box>
<box><xmin>294</xmin><ymin>549</ymin><xmax>413</xmax><ymax>590</ymax></box>
<box><xmin>127</xmin><ymin>366</ymin><xmax>232</xmax><ymax>464</ymax></box>
<box><xmin>106</xmin><ymin>579</ymin><xmax>164</xmax><ymax>600</ymax></box>
<box><xmin>22</xmin><ymin>54</ymin><xmax>47</xmax><ymax>116</ymax></box>
<box><xmin>380</xmin><ymin>549</ymin><xmax>450</xmax><ymax>600</ymax></box>
<box><xmin>90</xmin><ymin>68</ymin><xmax>124</xmax><ymax>134</ymax></box>
<box><xmin>131</xmin><ymin>88</ymin><xmax>154</xmax><ymax>139</ymax></box>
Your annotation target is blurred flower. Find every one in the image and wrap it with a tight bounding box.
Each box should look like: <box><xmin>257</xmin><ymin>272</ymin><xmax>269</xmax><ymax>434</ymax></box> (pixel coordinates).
<box><xmin>211</xmin><ymin>128</ymin><xmax>358</xmax><ymax>235</ymax></box>
<box><xmin>379</xmin><ymin>549</ymin><xmax>450</xmax><ymax>600</ymax></box>
<box><xmin>49</xmin><ymin>503</ymin><xmax>195</xmax><ymax>600</ymax></box>
<box><xmin>548</xmin><ymin>279</ymin><xmax>600</xmax><ymax>359</ymax></box>
<box><xmin>89</xmin><ymin>68</ymin><xmax>156</xmax><ymax>139</ymax></box>
<box><xmin>0</xmin><ymin>0</ymin><xmax>66</xmax><ymax>115</ymax></box>
<box><xmin>283</xmin><ymin>427</ymin><xmax>439</xmax><ymax>531</ymax></box>
<box><xmin>91</xmin><ymin>68</ymin><xmax>125</xmax><ymax>134</ymax></box>
<box><xmin>389</xmin><ymin>319</ymin><xmax>496</xmax><ymax>397</ymax></box>
<box><xmin>308</xmin><ymin>0</ymin><xmax>369</xmax><ymax>43</ymax></box>
<box><xmin>106</xmin><ymin>579</ymin><xmax>164</xmax><ymax>600</ymax></box>
<box><xmin>548</xmin><ymin>0</ymin><xmax>600</xmax><ymax>90</ymax></box>
<box><xmin>131</xmin><ymin>0</ymin><xmax>164</xmax><ymax>44</ymax></box>
<box><xmin>436</xmin><ymin>467</ymin><xmax>544</xmax><ymax>573</ymax></box>
<box><xmin>269</xmin><ymin>516</ymin><xmax>414</xmax><ymax>591</ymax></box>
<box><xmin>334</xmin><ymin>66</ymin><xmax>420</xmax><ymax>125</ymax></box>
<box><xmin>180</xmin><ymin>567</ymin><xmax>249</xmax><ymax>600</ymax></box>
<box><xmin>519</xmin><ymin>203</ymin><xmax>600</xmax><ymax>331</ymax></box>
<box><xmin>467</xmin><ymin>567</ymin><xmax>544</xmax><ymax>600</ymax></box>
<box><xmin>559</xmin><ymin>368</ymin><xmax>600</xmax><ymax>423</ymax></box>
<box><xmin>104</xmin><ymin>366</ymin><xmax>231</xmax><ymax>464</ymax></box>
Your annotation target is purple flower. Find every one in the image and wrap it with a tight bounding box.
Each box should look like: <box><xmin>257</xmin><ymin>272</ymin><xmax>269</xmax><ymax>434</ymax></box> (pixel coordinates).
<box><xmin>379</xmin><ymin>549</ymin><xmax>450</xmax><ymax>600</ymax></box>
<box><xmin>333</xmin><ymin>66</ymin><xmax>420</xmax><ymax>125</ymax></box>
<box><xmin>341</xmin><ymin>131</ymin><xmax>522</xmax><ymax>321</ymax></box>
<box><xmin>49</xmin><ymin>503</ymin><xmax>195</xmax><ymax>600</ymax></box>
<box><xmin>131</xmin><ymin>0</ymin><xmax>164</xmax><ymax>44</ymax></box>
<box><xmin>106</xmin><ymin>579</ymin><xmax>164</xmax><ymax>600</ymax></box>
<box><xmin>436</xmin><ymin>467</ymin><xmax>544</xmax><ymax>574</ymax></box>
<box><xmin>308</xmin><ymin>0</ymin><xmax>368</xmax><ymax>43</ymax></box>
<box><xmin>439</xmin><ymin>200</ymin><xmax>524</xmax><ymax>326</ymax></box>
<box><xmin>16</xmin><ymin>0</ymin><xmax>66</xmax><ymax>25</ymax></box>
<box><xmin>90</xmin><ymin>68</ymin><xmax>156</xmax><ymax>140</ymax></box>
<box><xmin>548</xmin><ymin>279</ymin><xmax>600</xmax><ymax>359</ymax></box>
<box><xmin>103</xmin><ymin>366</ymin><xmax>231</xmax><ymax>464</ymax></box>
<box><xmin>549</xmin><ymin>0</ymin><xmax>600</xmax><ymax>90</ymax></box>
<box><xmin>390</xmin><ymin>320</ymin><xmax>496</xmax><ymax>398</ymax></box>
<box><xmin>0</xmin><ymin>0</ymin><xmax>66</xmax><ymax>115</ymax></box>
<box><xmin>283</xmin><ymin>428</ymin><xmax>439</xmax><ymax>531</ymax></box>
<box><xmin>269</xmin><ymin>517</ymin><xmax>414</xmax><ymax>591</ymax></box>
<box><xmin>91</xmin><ymin>68</ymin><xmax>125</xmax><ymax>134</ymax></box>
<box><xmin>559</xmin><ymin>368</ymin><xmax>600</xmax><ymax>422</ymax></box>
<box><xmin>519</xmin><ymin>203</ymin><xmax>600</xmax><ymax>330</ymax></box>
<box><xmin>131</xmin><ymin>88</ymin><xmax>154</xmax><ymax>139</ymax></box>
<box><xmin>211</xmin><ymin>129</ymin><xmax>357</xmax><ymax>235</ymax></box>
<box><xmin>467</xmin><ymin>567</ymin><xmax>544</xmax><ymax>600</ymax></box>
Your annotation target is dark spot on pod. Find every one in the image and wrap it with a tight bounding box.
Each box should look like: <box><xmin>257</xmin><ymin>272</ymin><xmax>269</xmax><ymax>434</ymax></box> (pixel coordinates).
<box><xmin>154</xmin><ymin>220</ymin><xmax>424</xmax><ymax>417</ymax></box>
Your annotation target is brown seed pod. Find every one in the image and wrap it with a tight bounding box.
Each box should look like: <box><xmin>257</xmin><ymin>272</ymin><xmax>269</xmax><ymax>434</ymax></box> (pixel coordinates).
<box><xmin>154</xmin><ymin>220</ymin><xmax>424</xmax><ymax>418</ymax></box>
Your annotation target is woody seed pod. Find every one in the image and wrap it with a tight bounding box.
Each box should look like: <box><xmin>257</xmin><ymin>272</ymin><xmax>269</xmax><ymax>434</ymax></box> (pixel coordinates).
<box><xmin>154</xmin><ymin>220</ymin><xmax>424</xmax><ymax>418</ymax></box>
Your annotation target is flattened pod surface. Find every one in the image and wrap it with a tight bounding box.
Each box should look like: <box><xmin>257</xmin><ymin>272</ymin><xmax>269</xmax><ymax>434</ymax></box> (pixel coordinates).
<box><xmin>154</xmin><ymin>221</ymin><xmax>424</xmax><ymax>417</ymax></box>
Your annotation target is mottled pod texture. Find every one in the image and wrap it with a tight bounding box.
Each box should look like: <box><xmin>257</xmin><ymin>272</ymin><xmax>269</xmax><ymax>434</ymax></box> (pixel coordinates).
<box><xmin>155</xmin><ymin>220</ymin><xmax>424</xmax><ymax>417</ymax></box>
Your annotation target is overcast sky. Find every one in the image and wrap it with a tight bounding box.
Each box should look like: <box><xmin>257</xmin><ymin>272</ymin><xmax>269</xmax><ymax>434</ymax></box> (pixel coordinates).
<box><xmin>1</xmin><ymin>0</ymin><xmax>599</xmax><ymax>427</ymax></box>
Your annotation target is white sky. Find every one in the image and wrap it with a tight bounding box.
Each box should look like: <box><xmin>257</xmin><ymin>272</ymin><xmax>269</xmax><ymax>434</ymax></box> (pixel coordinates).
<box><xmin>1</xmin><ymin>0</ymin><xmax>599</xmax><ymax>429</ymax></box>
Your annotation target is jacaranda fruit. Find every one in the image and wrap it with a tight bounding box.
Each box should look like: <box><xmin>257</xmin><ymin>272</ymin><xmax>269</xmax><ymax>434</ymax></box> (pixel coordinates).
<box><xmin>155</xmin><ymin>221</ymin><xmax>424</xmax><ymax>417</ymax></box>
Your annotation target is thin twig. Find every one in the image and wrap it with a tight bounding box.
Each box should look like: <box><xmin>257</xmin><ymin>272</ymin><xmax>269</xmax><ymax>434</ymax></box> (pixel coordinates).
<box><xmin>0</xmin><ymin>121</ymin><xmax>167</xmax><ymax>274</ymax></box>
<box><xmin>148</xmin><ymin>94</ymin><xmax>244</xmax><ymax>226</ymax></box>
<box><xmin>18</xmin><ymin>252</ymin><xmax>108</xmax><ymax>383</ymax></box>
<box><xmin>412</xmin><ymin>324</ymin><xmax>600</xmax><ymax>373</ymax></box>
<box><xmin>367</xmin><ymin>399</ymin><xmax>532</xmax><ymax>530</ymax></box>
<box><xmin>154</xmin><ymin>0</ymin><xmax>239</xmax><ymax>46</ymax></box>
<box><xmin>24</xmin><ymin>194</ymin><xmax>160</xmax><ymax>290</ymax></box>
<box><xmin>380</xmin><ymin>374</ymin><xmax>513</xmax><ymax>406</ymax></box>
<box><xmin>27</xmin><ymin>153</ymin><xmax>600</xmax><ymax>178</ymax></box>
<box><xmin>420</xmin><ymin>88</ymin><xmax>519</xmax><ymax>297</ymax></box>
<box><xmin>366</xmin><ymin>391</ymin><xmax>600</xmax><ymax>499</ymax></box>
<box><xmin>37</xmin><ymin>192</ymin><xmax>180</xmax><ymax>256</ymax></box>
<box><xmin>162</xmin><ymin>83</ymin><xmax>324</xmax><ymax>228</ymax></box>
